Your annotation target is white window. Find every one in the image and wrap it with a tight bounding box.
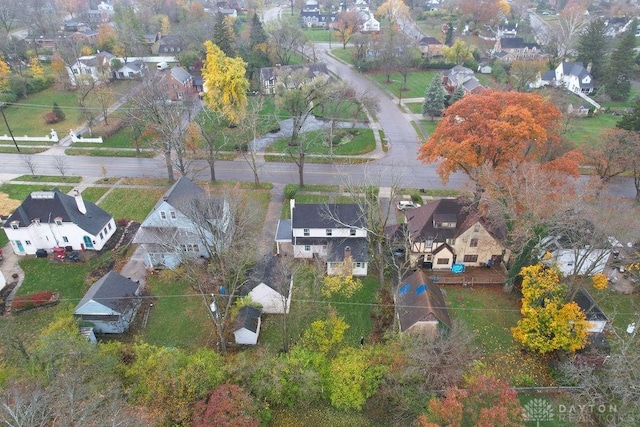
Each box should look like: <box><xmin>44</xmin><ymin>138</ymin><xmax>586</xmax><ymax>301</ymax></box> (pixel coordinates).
<box><xmin>55</xmin><ymin>219</ymin><xmax>62</xmax><ymax>226</ymax></box>
<box><xmin>304</xmin><ymin>245</ymin><xmax>311</xmax><ymax>252</ymax></box>
<box><xmin>350</xmin><ymin>229</ymin><xmax>356</xmax><ymax>236</ymax></box>
<box><xmin>33</xmin><ymin>219</ymin><xmax>41</xmax><ymax>225</ymax></box>
<box><xmin>326</xmin><ymin>229</ymin><xmax>332</xmax><ymax>236</ymax></box>
<box><xmin>303</xmin><ymin>228</ymin><xmax>310</xmax><ymax>237</ymax></box>
<box><xmin>354</xmin><ymin>262</ymin><xmax>363</xmax><ymax>268</ymax></box>
<box><xmin>160</xmin><ymin>211</ymin><xmax>167</xmax><ymax>220</ymax></box>
<box><xmin>108</xmin><ymin>223</ymin><xmax>112</xmax><ymax>230</ymax></box>
<box><xmin>170</xmin><ymin>211</ymin><xmax>177</xmax><ymax>220</ymax></box>
<box><xmin>446</xmin><ymin>238</ymin><xmax>455</xmax><ymax>245</ymax></box>
<box><xmin>25</xmin><ymin>240</ymin><xmax>31</xmax><ymax>245</ymax></box>
<box><xmin>63</xmin><ymin>236</ymin><xmax>69</xmax><ymax>243</ymax></box>
<box><xmin>10</xmin><ymin>222</ymin><xmax>18</xmax><ymax>230</ymax></box>
<box><xmin>99</xmin><ymin>232</ymin><xmax>104</xmax><ymax>239</ymax></box>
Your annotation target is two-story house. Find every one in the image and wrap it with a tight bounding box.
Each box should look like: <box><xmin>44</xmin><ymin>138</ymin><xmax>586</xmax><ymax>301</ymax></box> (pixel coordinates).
<box><xmin>159</xmin><ymin>66</ymin><xmax>194</xmax><ymax>101</ymax></box>
<box><xmin>66</xmin><ymin>51</ymin><xmax>115</xmax><ymax>86</ymax></box>
<box><xmin>275</xmin><ymin>200</ymin><xmax>369</xmax><ymax>276</ymax></box>
<box><xmin>442</xmin><ymin>65</ymin><xmax>484</xmax><ymax>95</ymax></box>
<box><xmin>555</xmin><ymin>61</ymin><xmax>594</xmax><ymax>94</ymax></box>
<box><xmin>151</xmin><ymin>34</ymin><xmax>185</xmax><ymax>55</ymax></box>
<box><xmin>400</xmin><ymin>198</ymin><xmax>508</xmax><ymax>270</ymax></box>
<box><xmin>259</xmin><ymin>63</ymin><xmax>330</xmax><ymax>95</ymax></box>
<box><xmin>133</xmin><ymin>177</ymin><xmax>231</xmax><ymax>270</ymax></box>
<box><xmin>493</xmin><ymin>37</ymin><xmax>543</xmax><ymax>63</ymax></box>
<box><xmin>3</xmin><ymin>188</ymin><xmax>116</xmax><ymax>255</ymax></box>
<box><xmin>113</xmin><ymin>59</ymin><xmax>147</xmax><ymax>80</ymax></box>
<box><xmin>359</xmin><ymin>12</ymin><xmax>380</xmax><ymax>32</ymax></box>
<box><xmin>418</xmin><ymin>36</ymin><xmax>444</xmax><ymax>58</ymax></box>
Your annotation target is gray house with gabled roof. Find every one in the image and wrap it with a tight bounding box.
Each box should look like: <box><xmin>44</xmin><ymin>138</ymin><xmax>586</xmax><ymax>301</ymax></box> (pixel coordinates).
<box><xmin>133</xmin><ymin>177</ymin><xmax>230</xmax><ymax>270</ymax></box>
<box><xmin>275</xmin><ymin>200</ymin><xmax>369</xmax><ymax>276</ymax></box>
<box><xmin>74</xmin><ymin>271</ymin><xmax>142</xmax><ymax>334</ymax></box>
<box><xmin>555</xmin><ymin>61</ymin><xmax>594</xmax><ymax>94</ymax></box>
<box><xmin>395</xmin><ymin>269</ymin><xmax>451</xmax><ymax>336</ymax></box>
<box><xmin>242</xmin><ymin>255</ymin><xmax>293</xmax><ymax>314</ymax></box>
<box><xmin>3</xmin><ymin>188</ymin><xmax>115</xmax><ymax>255</ymax></box>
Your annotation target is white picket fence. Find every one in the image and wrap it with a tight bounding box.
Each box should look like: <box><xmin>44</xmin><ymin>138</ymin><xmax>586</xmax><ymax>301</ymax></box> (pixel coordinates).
<box><xmin>0</xmin><ymin>129</ymin><xmax>59</xmax><ymax>143</ymax></box>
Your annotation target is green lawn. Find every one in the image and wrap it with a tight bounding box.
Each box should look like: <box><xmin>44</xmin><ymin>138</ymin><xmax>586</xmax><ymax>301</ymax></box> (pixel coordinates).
<box><xmin>140</xmin><ymin>274</ymin><xmax>216</xmax><ymax>351</ymax></box>
<box><xmin>330</xmin><ymin>47</ymin><xmax>356</xmax><ymax>65</ymax></box>
<box><xmin>302</xmin><ymin>28</ymin><xmax>334</xmax><ymax>42</ymax></box>
<box><xmin>0</xmin><ymin>184</ymin><xmax>73</xmax><ymax>202</ymax></box>
<box><xmin>328</xmin><ymin>275</ymin><xmax>379</xmax><ymax>345</ymax></box>
<box><xmin>600</xmin><ymin>86</ymin><xmax>639</xmax><ymax>109</ymax></box>
<box><xmin>13</xmin><ymin>175</ymin><xmax>82</xmax><ymax>183</ymax></box>
<box><xmin>98</xmin><ymin>187</ymin><xmax>166</xmax><ymax>221</ymax></box>
<box><xmin>1</xmin><ymin>87</ymin><xmax>83</xmax><ymax>136</ymax></box>
<box><xmin>0</xmin><ymin>147</ymin><xmax>48</xmax><ymax>154</ymax></box>
<box><xmin>368</xmin><ymin>70</ymin><xmax>440</xmax><ymax>99</ymax></box>
<box><xmin>72</xmin><ymin>126</ymin><xmax>153</xmax><ymax>149</ymax></box>
<box><xmin>80</xmin><ymin>186</ymin><xmax>111</xmax><ymax>203</ymax></box>
<box><xmin>268</xmin><ymin>129</ymin><xmax>375</xmax><ymax>155</ymax></box>
<box><xmin>0</xmin><ymin>230</ymin><xmax>8</xmax><ymax>248</ymax></box>
<box><xmin>65</xmin><ymin>148</ymin><xmax>156</xmax><ymax>158</ymax></box>
<box><xmin>563</xmin><ymin>114</ymin><xmax>620</xmax><ymax>147</ymax></box>
<box><xmin>445</xmin><ymin>285</ymin><xmax>553</xmax><ymax>386</ymax></box>
<box><xmin>587</xmin><ymin>282</ymin><xmax>640</xmax><ymax>332</ymax></box>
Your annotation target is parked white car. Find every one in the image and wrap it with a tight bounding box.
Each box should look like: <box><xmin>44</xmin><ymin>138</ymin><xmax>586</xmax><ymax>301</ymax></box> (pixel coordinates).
<box><xmin>397</xmin><ymin>201</ymin><xmax>421</xmax><ymax>211</ymax></box>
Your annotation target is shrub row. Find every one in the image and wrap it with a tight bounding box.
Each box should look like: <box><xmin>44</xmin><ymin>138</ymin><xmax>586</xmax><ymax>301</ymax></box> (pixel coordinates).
<box><xmin>12</xmin><ymin>291</ymin><xmax>55</xmax><ymax>310</ymax></box>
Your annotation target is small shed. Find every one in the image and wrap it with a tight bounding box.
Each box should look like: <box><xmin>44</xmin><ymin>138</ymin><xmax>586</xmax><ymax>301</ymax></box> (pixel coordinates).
<box><xmin>573</xmin><ymin>287</ymin><xmax>609</xmax><ymax>333</ymax></box>
<box><xmin>395</xmin><ymin>270</ymin><xmax>451</xmax><ymax>337</ymax></box>
<box><xmin>233</xmin><ymin>306</ymin><xmax>262</xmax><ymax>345</ymax></box>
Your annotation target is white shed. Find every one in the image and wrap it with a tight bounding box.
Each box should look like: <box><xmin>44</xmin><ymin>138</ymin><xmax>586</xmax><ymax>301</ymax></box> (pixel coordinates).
<box><xmin>233</xmin><ymin>306</ymin><xmax>262</xmax><ymax>345</ymax></box>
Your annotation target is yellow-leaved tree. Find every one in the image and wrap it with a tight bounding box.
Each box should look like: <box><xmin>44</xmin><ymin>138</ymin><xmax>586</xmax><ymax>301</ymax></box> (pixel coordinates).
<box><xmin>201</xmin><ymin>40</ymin><xmax>249</xmax><ymax>125</ymax></box>
<box><xmin>511</xmin><ymin>264</ymin><xmax>589</xmax><ymax>354</ymax></box>
<box><xmin>322</xmin><ymin>255</ymin><xmax>363</xmax><ymax>298</ymax></box>
<box><xmin>30</xmin><ymin>57</ymin><xmax>44</xmax><ymax>78</ymax></box>
<box><xmin>0</xmin><ymin>58</ymin><xmax>10</xmax><ymax>93</ymax></box>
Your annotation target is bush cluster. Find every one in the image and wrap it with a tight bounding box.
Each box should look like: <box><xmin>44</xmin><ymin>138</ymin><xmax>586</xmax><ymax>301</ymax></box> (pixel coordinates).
<box><xmin>12</xmin><ymin>291</ymin><xmax>54</xmax><ymax>310</ymax></box>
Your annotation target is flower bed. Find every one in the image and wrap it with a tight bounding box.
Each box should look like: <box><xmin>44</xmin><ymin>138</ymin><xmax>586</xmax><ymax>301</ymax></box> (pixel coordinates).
<box><xmin>11</xmin><ymin>291</ymin><xmax>59</xmax><ymax>313</ymax></box>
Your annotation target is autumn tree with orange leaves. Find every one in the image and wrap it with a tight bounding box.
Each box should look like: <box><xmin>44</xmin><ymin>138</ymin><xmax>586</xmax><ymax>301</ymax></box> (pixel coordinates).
<box><xmin>418</xmin><ymin>90</ymin><xmax>582</xmax><ymax>201</ymax></box>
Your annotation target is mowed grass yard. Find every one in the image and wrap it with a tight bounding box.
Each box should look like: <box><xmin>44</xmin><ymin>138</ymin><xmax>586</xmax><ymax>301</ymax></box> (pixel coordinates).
<box><xmin>268</xmin><ymin>129</ymin><xmax>376</xmax><ymax>155</ymax></box>
<box><xmin>98</xmin><ymin>187</ymin><xmax>167</xmax><ymax>221</ymax></box>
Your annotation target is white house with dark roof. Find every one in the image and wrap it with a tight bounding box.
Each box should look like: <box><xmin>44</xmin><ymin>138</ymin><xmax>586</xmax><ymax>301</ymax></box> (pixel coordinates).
<box><xmin>395</xmin><ymin>269</ymin><xmax>451</xmax><ymax>337</ymax></box>
<box><xmin>113</xmin><ymin>59</ymin><xmax>147</xmax><ymax>80</ymax></box>
<box><xmin>133</xmin><ymin>177</ymin><xmax>230</xmax><ymax>270</ymax></box>
<box><xmin>3</xmin><ymin>188</ymin><xmax>116</xmax><ymax>255</ymax></box>
<box><xmin>242</xmin><ymin>255</ymin><xmax>293</xmax><ymax>314</ymax></box>
<box><xmin>74</xmin><ymin>271</ymin><xmax>142</xmax><ymax>334</ymax></box>
<box><xmin>275</xmin><ymin>200</ymin><xmax>369</xmax><ymax>276</ymax></box>
<box><xmin>555</xmin><ymin>61</ymin><xmax>594</xmax><ymax>94</ymax></box>
<box><xmin>66</xmin><ymin>51</ymin><xmax>116</xmax><ymax>86</ymax></box>
<box><xmin>233</xmin><ymin>306</ymin><xmax>262</xmax><ymax>345</ymax></box>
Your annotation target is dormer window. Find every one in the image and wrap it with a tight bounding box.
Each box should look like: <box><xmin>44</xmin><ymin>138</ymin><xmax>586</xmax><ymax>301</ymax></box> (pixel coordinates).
<box><xmin>54</xmin><ymin>217</ymin><xmax>63</xmax><ymax>226</ymax></box>
<box><xmin>326</xmin><ymin>229</ymin><xmax>332</xmax><ymax>236</ymax></box>
<box><xmin>33</xmin><ymin>218</ymin><xmax>41</xmax><ymax>225</ymax></box>
<box><xmin>10</xmin><ymin>221</ymin><xmax>19</xmax><ymax>230</ymax></box>
<box><xmin>350</xmin><ymin>229</ymin><xmax>356</xmax><ymax>236</ymax></box>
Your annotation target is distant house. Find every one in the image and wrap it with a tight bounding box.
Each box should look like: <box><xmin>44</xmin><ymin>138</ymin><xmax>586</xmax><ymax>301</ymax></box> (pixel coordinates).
<box><xmin>498</xmin><ymin>22</ymin><xmax>518</xmax><ymax>38</ymax></box>
<box><xmin>555</xmin><ymin>61</ymin><xmax>594</xmax><ymax>94</ymax></box>
<box><xmin>275</xmin><ymin>200</ymin><xmax>369</xmax><ymax>276</ymax></box>
<box><xmin>113</xmin><ymin>59</ymin><xmax>147</xmax><ymax>80</ymax></box>
<box><xmin>540</xmin><ymin>235</ymin><xmax>611</xmax><ymax>277</ymax></box>
<box><xmin>477</xmin><ymin>62</ymin><xmax>492</xmax><ymax>74</ymax></box>
<box><xmin>259</xmin><ymin>63</ymin><xmax>330</xmax><ymax>95</ymax></box>
<box><xmin>442</xmin><ymin>65</ymin><xmax>485</xmax><ymax>94</ymax></box>
<box><xmin>233</xmin><ymin>306</ymin><xmax>262</xmax><ymax>345</ymax></box>
<box><xmin>567</xmin><ymin>103</ymin><xmax>591</xmax><ymax>116</ymax></box>
<box><xmin>360</xmin><ymin>12</ymin><xmax>380</xmax><ymax>33</ymax></box>
<box><xmin>71</xmin><ymin>28</ymin><xmax>98</xmax><ymax>45</ymax></box>
<box><xmin>73</xmin><ymin>271</ymin><xmax>142</xmax><ymax>334</ymax></box>
<box><xmin>493</xmin><ymin>37</ymin><xmax>543</xmax><ymax>63</ymax></box>
<box><xmin>3</xmin><ymin>189</ymin><xmax>116</xmax><ymax>256</ymax></box>
<box><xmin>133</xmin><ymin>177</ymin><xmax>231</xmax><ymax>270</ymax></box>
<box><xmin>66</xmin><ymin>51</ymin><xmax>116</xmax><ymax>86</ymax></box>
<box><xmin>573</xmin><ymin>287</ymin><xmax>610</xmax><ymax>334</ymax></box>
<box><xmin>242</xmin><ymin>255</ymin><xmax>293</xmax><ymax>314</ymax></box>
<box><xmin>301</xmin><ymin>10</ymin><xmax>336</xmax><ymax>28</ymax></box>
<box><xmin>418</xmin><ymin>36</ymin><xmax>444</xmax><ymax>58</ymax></box>
<box><xmin>392</xmin><ymin>198</ymin><xmax>508</xmax><ymax>270</ymax></box>
<box><xmin>529</xmin><ymin>69</ymin><xmax>556</xmax><ymax>89</ymax></box>
<box><xmin>151</xmin><ymin>34</ymin><xmax>185</xmax><ymax>55</ymax></box>
<box><xmin>395</xmin><ymin>269</ymin><xmax>451</xmax><ymax>336</ymax></box>
<box><xmin>159</xmin><ymin>66</ymin><xmax>194</xmax><ymax>101</ymax></box>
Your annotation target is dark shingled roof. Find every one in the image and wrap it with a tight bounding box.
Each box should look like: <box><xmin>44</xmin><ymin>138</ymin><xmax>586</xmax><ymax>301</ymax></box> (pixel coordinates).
<box><xmin>418</xmin><ymin>36</ymin><xmax>443</xmax><ymax>46</ymax></box>
<box><xmin>259</xmin><ymin>63</ymin><xmax>329</xmax><ymax>84</ymax></box>
<box><xmin>499</xmin><ymin>37</ymin><xmax>539</xmax><ymax>50</ymax></box>
<box><xmin>242</xmin><ymin>255</ymin><xmax>292</xmax><ymax>298</ymax></box>
<box><xmin>573</xmin><ymin>287</ymin><xmax>609</xmax><ymax>322</ymax></box>
<box><xmin>327</xmin><ymin>237</ymin><xmax>369</xmax><ymax>263</ymax></box>
<box><xmin>4</xmin><ymin>188</ymin><xmax>112</xmax><ymax>235</ymax></box>
<box><xmin>396</xmin><ymin>270</ymin><xmax>451</xmax><ymax>331</ymax></box>
<box><xmin>234</xmin><ymin>306</ymin><xmax>262</xmax><ymax>333</ymax></box>
<box><xmin>153</xmin><ymin>176</ymin><xmax>206</xmax><ymax>213</ymax></box>
<box><xmin>74</xmin><ymin>271</ymin><xmax>140</xmax><ymax>315</ymax></box>
<box><xmin>291</xmin><ymin>203</ymin><xmax>365</xmax><ymax>229</ymax></box>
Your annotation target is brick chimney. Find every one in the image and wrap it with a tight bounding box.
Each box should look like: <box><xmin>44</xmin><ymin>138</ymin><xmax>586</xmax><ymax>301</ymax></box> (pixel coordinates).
<box><xmin>73</xmin><ymin>189</ymin><xmax>87</xmax><ymax>215</ymax></box>
<box><xmin>344</xmin><ymin>246</ymin><xmax>351</xmax><ymax>261</ymax></box>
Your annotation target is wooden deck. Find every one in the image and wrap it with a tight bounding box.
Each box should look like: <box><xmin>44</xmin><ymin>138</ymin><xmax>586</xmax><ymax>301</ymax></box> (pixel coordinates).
<box><xmin>421</xmin><ymin>265</ymin><xmax>507</xmax><ymax>286</ymax></box>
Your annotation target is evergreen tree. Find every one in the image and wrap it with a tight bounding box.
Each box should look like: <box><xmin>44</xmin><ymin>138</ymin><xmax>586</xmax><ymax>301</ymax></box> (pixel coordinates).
<box><xmin>617</xmin><ymin>96</ymin><xmax>640</xmax><ymax>132</ymax></box>
<box><xmin>249</xmin><ymin>13</ymin><xmax>268</xmax><ymax>46</ymax></box>
<box><xmin>213</xmin><ymin>12</ymin><xmax>235</xmax><ymax>57</ymax></box>
<box><xmin>576</xmin><ymin>18</ymin><xmax>608</xmax><ymax>81</ymax></box>
<box><xmin>445</xmin><ymin>22</ymin><xmax>454</xmax><ymax>46</ymax></box>
<box><xmin>422</xmin><ymin>75</ymin><xmax>446</xmax><ymax>120</ymax></box>
<box><xmin>604</xmin><ymin>19</ymin><xmax>637</xmax><ymax>102</ymax></box>
<box><xmin>52</xmin><ymin>102</ymin><xmax>65</xmax><ymax>121</ymax></box>
<box><xmin>449</xmin><ymin>85</ymin><xmax>465</xmax><ymax>106</ymax></box>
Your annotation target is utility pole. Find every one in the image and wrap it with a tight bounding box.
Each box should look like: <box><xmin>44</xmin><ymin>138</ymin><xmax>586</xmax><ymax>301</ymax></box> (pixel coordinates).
<box><xmin>0</xmin><ymin>103</ymin><xmax>19</xmax><ymax>152</ymax></box>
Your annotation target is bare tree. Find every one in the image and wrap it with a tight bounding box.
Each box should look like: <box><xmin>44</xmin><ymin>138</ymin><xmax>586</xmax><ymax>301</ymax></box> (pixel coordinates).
<box><xmin>265</xmin><ymin>18</ymin><xmax>307</xmax><ymax>66</ymax></box>
<box><xmin>240</xmin><ymin>96</ymin><xmax>274</xmax><ymax>187</ymax></box>
<box><xmin>20</xmin><ymin>155</ymin><xmax>38</xmax><ymax>176</ymax></box>
<box><xmin>548</xmin><ymin>2</ymin><xmax>589</xmax><ymax>59</ymax></box>
<box><xmin>191</xmin><ymin>109</ymin><xmax>230</xmax><ymax>183</ymax></box>
<box><xmin>52</xmin><ymin>155</ymin><xmax>67</xmax><ymax>177</ymax></box>
<box><xmin>126</xmin><ymin>78</ymin><xmax>192</xmax><ymax>182</ymax></box>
